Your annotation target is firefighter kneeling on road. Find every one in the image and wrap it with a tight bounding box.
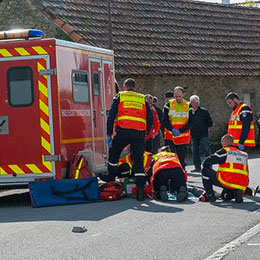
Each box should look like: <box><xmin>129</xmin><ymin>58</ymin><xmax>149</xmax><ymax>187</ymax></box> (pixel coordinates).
<box><xmin>147</xmin><ymin>146</ymin><xmax>188</xmax><ymax>202</ymax></box>
<box><xmin>200</xmin><ymin>134</ymin><xmax>248</xmax><ymax>203</ymax></box>
<box><xmin>117</xmin><ymin>151</ymin><xmax>152</xmax><ymax>179</ymax></box>
<box><xmin>106</xmin><ymin>78</ymin><xmax>153</xmax><ymax>201</ymax></box>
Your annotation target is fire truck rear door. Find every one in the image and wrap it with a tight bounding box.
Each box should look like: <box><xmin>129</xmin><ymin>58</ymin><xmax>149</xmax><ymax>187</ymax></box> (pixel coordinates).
<box><xmin>101</xmin><ymin>59</ymin><xmax>114</xmax><ymax>159</ymax></box>
<box><xmin>0</xmin><ymin>56</ymin><xmax>55</xmax><ymax>185</ymax></box>
<box><xmin>89</xmin><ymin>58</ymin><xmax>106</xmax><ymax>172</ymax></box>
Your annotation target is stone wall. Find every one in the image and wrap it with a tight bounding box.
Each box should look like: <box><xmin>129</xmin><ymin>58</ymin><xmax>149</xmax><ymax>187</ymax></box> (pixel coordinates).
<box><xmin>0</xmin><ymin>0</ymin><xmax>68</xmax><ymax>39</ymax></box>
<box><xmin>117</xmin><ymin>74</ymin><xmax>260</xmax><ymax>143</ymax></box>
<box><xmin>0</xmin><ymin>0</ymin><xmax>259</xmax><ymax>144</ymax></box>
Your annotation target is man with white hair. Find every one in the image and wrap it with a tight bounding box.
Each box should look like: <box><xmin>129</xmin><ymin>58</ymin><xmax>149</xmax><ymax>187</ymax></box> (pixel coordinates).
<box><xmin>179</xmin><ymin>95</ymin><xmax>213</xmax><ymax>172</ymax></box>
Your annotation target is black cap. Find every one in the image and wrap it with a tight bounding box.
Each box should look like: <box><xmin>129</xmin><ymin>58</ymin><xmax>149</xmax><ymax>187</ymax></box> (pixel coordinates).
<box><xmin>164</xmin><ymin>91</ymin><xmax>174</xmax><ymax>98</ymax></box>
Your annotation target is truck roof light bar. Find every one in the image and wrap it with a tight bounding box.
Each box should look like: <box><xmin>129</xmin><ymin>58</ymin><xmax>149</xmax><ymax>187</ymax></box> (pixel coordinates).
<box><xmin>0</xmin><ymin>29</ymin><xmax>43</xmax><ymax>40</ymax></box>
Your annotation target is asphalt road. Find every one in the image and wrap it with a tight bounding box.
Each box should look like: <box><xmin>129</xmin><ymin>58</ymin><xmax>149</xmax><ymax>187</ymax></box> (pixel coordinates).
<box><xmin>0</xmin><ymin>153</ymin><xmax>260</xmax><ymax>260</ymax></box>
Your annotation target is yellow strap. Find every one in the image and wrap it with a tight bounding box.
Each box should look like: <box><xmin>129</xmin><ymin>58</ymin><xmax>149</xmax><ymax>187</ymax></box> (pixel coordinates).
<box><xmin>218</xmin><ymin>174</ymin><xmax>246</xmax><ymax>191</ymax></box>
<box><xmin>75</xmin><ymin>157</ymin><xmax>84</xmax><ymax>179</ymax></box>
<box><xmin>126</xmin><ymin>155</ymin><xmax>132</xmax><ymax>168</ymax></box>
<box><xmin>117</xmin><ymin>115</ymin><xmax>146</xmax><ymax>124</ymax></box>
<box><xmin>171</xmin><ymin>122</ymin><xmax>186</xmax><ymax>126</ymax></box>
<box><xmin>228</xmin><ymin>125</ymin><xmax>254</xmax><ymax>129</ymax></box>
<box><xmin>233</xmin><ymin>139</ymin><xmax>255</xmax><ymax>144</ymax></box>
<box><xmin>174</xmin><ymin>132</ymin><xmax>190</xmax><ymax>137</ymax></box>
<box><xmin>244</xmin><ymin>139</ymin><xmax>255</xmax><ymax>144</ymax></box>
<box><xmin>120</xmin><ymin>91</ymin><xmax>145</xmax><ymax>103</ymax></box>
<box><xmin>123</xmin><ymin>102</ymin><xmax>143</xmax><ymax>110</ymax></box>
<box><xmin>153</xmin><ymin>161</ymin><xmax>160</xmax><ymax>169</ymax></box>
<box><xmin>126</xmin><ymin>155</ymin><xmax>133</xmax><ymax>175</ymax></box>
<box><xmin>143</xmin><ymin>154</ymin><xmax>148</xmax><ymax>168</ymax></box>
<box><xmin>232</xmin><ymin>103</ymin><xmax>246</xmax><ymax>116</ymax></box>
<box><xmin>218</xmin><ymin>167</ymin><xmax>248</xmax><ymax>175</ymax></box>
<box><xmin>153</xmin><ymin>152</ymin><xmax>176</xmax><ymax>160</ymax></box>
<box><xmin>159</xmin><ymin>157</ymin><xmax>179</xmax><ymax>163</ymax></box>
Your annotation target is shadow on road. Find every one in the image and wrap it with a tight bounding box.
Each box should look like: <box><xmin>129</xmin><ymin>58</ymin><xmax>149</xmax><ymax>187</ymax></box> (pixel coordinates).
<box><xmin>0</xmin><ymin>192</ymin><xmax>31</xmax><ymax>207</ymax></box>
<box><xmin>209</xmin><ymin>195</ymin><xmax>260</xmax><ymax>212</ymax></box>
<box><xmin>0</xmin><ymin>191</ymin><xmax>187</xmax><ymax>223</ymax></box>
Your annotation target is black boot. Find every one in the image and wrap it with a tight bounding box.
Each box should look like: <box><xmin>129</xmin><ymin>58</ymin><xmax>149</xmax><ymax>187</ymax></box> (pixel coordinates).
<box><xmin>221</xmin><ymin>189</ymin><xmax>234</xmax><ymax>201</ymax></box>
<box><xmin>177</xmin><ymin>186</ymin><xmax>188</xmax><ymax>202</ymax></box>
<box><xmin>234</xmin><ymin>189</ymin><xmax>243</xmax><ymax>203</ymax></box>
<box><xmin>137</xmin><ymin>188</ymin><xmax>145</xmax><ymax>201</ymax></box>
<box><xmin>159</xmin><ymin>185</ymin><xmax>168</xmax><ymax>202</ymax></box>
<box><xmin>199</xmin><ymin>191</ymin><xmax>216</xmax><ymax>202</ymax></box>
<box><xmin>153</xmin><ymin>191</ymin><xmax>160</xmax><ymax>200</ymax></box>
<box><xmin>244</xmin><ymin>187</ymin><xmax>253</xmax><ymax>196</ymax></box>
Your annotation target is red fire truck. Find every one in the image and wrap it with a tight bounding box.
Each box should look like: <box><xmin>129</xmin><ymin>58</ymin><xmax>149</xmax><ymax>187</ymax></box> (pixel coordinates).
<box><xmin>0</xmin><ymin>29</ymin><xmax>115</xmax><ymax>186</ymax></box>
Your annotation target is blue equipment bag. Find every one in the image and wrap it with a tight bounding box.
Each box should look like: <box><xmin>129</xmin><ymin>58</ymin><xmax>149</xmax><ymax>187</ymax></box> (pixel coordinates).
<box><xmin>29</xmin><ymin>177</ymin><xmax>100</xmax><ymax>207</ymax></box>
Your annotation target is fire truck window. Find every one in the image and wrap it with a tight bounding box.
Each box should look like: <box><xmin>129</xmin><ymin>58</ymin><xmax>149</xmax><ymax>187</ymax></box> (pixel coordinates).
<box><xmin>72</xmin><ymin>70</ymin><xmax>89</xmax><ymax>103</ymax></box>
<box><xmin>93</xmin><ymin>72</ymin><xmax>99</xmax><ymax>96</ymax></box>
<box><xmin>7</xmin><ymin>66</ymin><xmax>33</xmax><ymax>107</ymax></box>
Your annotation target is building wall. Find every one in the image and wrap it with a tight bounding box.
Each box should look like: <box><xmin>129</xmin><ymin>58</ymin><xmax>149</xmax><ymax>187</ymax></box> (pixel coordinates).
<box><xmin>117</xmin><ymin>75</ymin><xmax>260</xmax><ymax>143</ymax></box>
<box><xmin>0</xmin><ymin>0</ymin><xmax>259</xmax><ymax>144</ymax></box>
<box><xmin>0</xmin><ymin>0</ymin><xmax>66</xmax><ymax>39</ymax></box>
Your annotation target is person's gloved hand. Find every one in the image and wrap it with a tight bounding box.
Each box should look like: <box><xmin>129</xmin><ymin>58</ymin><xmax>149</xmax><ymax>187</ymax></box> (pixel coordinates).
<box><xmin>172</xmin><ymin>128</ymin><xmax>180</xmax><ymax>136</ymax></box>
<box><xmin>106</xmin><ymin>136</ymin><xmax>113</xmax><ymax>148</ymax></box>
<box><xmin>238</xmin><ymin>143</ymin><xmax>245</xmax><ymax>151</ymax></box>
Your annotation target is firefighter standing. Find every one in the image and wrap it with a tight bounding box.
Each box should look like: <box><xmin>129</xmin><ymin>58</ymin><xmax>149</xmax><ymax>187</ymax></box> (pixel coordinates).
<box><xmin>152</xmin><ymin>96</ymin><xmax>163</xmax><ymax>154</ymax></box>
<box><xmin>145</xmin><ymin>94</ymin><xmax>161</xmax><ymax>153</ymax></box>
<box><xmin>160</xmin><ymin>91</ymin><xmax>174</xmax><ymax>143</ymax></box>
<box><xmin>225</xmin><ymin>92</ymin><xmax>255</xmax><ymax>150</ymax></box>
<box><xmin>163</xmin><ymin>86</ymin><xmax>190</xmax><ymax>169</ymax></box>
<box><xmin>164</xmin><ymin>91</ymin><xmax>174</xmax><ymax>103</ymax></box>
<box><xmin>106</xmin><ymin>78</ymin><xmax>153</xmax><ymax>201</ymax></box>
<box><xmin>201</xmin><ymin>134</ymin><xmax>248</xmax><ymax>203</ymax></box>
<box><xmin>147</xmin><ymin>146</ymin><xmax>188</xmax><ymax>202</ymax></box>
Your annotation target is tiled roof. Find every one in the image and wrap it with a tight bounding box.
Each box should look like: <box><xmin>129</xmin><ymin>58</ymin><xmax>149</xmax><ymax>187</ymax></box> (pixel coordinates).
<box><xmin>34</xmin><ymin>0</ymin><xmax>260</xmax><ymax>76</ymax></box>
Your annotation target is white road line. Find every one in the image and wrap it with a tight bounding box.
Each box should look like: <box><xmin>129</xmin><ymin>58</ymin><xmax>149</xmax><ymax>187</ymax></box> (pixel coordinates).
<box><xmin>204</xmin><ymin>222</ymin><xmax>260</xmax><ymax>260</ymax></box>
<box><xmin>91</xmin><ymin>233</ymin><xmax>102</xmax><ymax>237</ymax></box>
<box><xmin>247</xmin><ymin>243</ymin><xmax>260</xmax><ymax>246</ymax></box>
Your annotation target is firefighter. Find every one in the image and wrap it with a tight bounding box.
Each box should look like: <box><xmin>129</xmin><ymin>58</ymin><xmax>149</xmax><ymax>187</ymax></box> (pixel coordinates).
<box><xmin>147</xmin><ymin>145</ymin><xmax>188</xmax><ymax>202</ymax></box>
<box><xmin>106</xmin><ymin>78</ymin><xmax>153</xmax><ymax>201</ymax></box>
<box><xmin>225</xmin><ymin>92</ymin><xmax>255</xmax><ymax>150</ymax></box>
<box><xmin>145</xmin><ymin>94</ymin><xmax>161</xmax><ymax>153</ymax></box>
<box><xmin>115</xmin><ymin>79</ymin><xmax>120</xmax><ymax>94</ymax></box>
<box><xmin>164</xmin><ymin>91</ymin><xmax>174</xmax><ymax>103</ymax></box>
<box><xmin>163</xmin><ymin>86</ymin><xmax>190</xmax><ymax>170</ymax></box>
<box><xmin>160</xmin><ymin>91</ymin><xmax>174</xmax><ymax>141</ymax></box>
<box><xmin>200</xmin><ymin>134</ymin><xmax>248</xmax><ymax>203</ymax></box>
<box><xmin>117</xmin><ymin>151</ymin><xmax>152</xmax><ymax>178</ymax></box>
<box><xmin>152</xmin><ymin>96</ymin><xmax>163</xmax><ymax>154</ymax></box>
<box><xmin>256</xmin><ymin>113</ymin><xmax>260</xmax><ymax>143</ymax></box>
